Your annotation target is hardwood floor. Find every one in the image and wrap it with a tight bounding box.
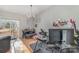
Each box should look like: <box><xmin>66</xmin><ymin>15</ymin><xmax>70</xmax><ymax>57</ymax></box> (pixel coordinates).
<box><xmin>22</xmin><ymin>37</ymin><xmax>37</xmax><ymax>53</ymax></box>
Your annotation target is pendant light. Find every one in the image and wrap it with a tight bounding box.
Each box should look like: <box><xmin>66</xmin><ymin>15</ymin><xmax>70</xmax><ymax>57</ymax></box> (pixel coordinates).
<box><xmin>30</xmin><ymin>5</ymin><xmax>35</xmax><ymax>28</ymax></box>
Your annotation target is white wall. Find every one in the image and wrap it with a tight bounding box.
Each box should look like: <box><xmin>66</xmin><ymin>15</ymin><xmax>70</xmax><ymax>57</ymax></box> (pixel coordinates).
<box><xmin>36</xmin><ymin>5</ymin><xmax>79</xmax><ymax>32</ymax></box>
